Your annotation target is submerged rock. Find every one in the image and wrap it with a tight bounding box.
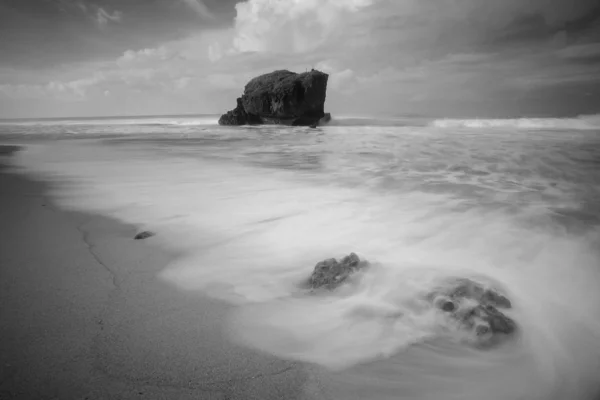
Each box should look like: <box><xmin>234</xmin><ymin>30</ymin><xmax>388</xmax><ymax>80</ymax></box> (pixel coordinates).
<box><xmin>134</xmin><ymin>231</ymin><xmax>155</xmax><ymax>240</ymax></box>
<box><xmin>308</xmin><ymin>253</ymin><xmax>368</xmax><ymax>289</ymax></box>
<box><xmin>429</xmin><ymin>278</ymin><xmax>516</xmax><ymax>346</ymax></box>
<box><xmin>218</xmin><ymin>69</ymin><xmax>329</xmax><ymax>127</ymax></box>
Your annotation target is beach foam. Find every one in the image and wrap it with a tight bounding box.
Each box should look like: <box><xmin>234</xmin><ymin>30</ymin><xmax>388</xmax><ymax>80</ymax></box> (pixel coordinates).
<box><xmin>431</xmin><ymin>114</ymin><xmax>600</xmax><ymax>130</ymax></box>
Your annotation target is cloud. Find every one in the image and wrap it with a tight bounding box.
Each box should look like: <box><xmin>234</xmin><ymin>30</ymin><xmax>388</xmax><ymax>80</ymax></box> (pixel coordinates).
<box><xmin>0</xmin><ymin>73</ymin><xmax>106</xmax><ymax>101</ymax></box>
<box><xmin>173</xmin><ymin>77</ymin><xmax>192</xmax><ymax>90</ymax></box>
<box><xmin>210</xmin><ymin>0</ymin><xmax>598</xmax><ymax>65</ymax></box>
<box><xmin>231</xmin><ymin>0</ymin><xmax>373</xmax><ymax>53</ymax></box>
<box><xmin>0</xmin><ymin>84</ymin><xmax>47</xmax><ymax>100</ymax></box>
<box><xmin>67</xmin><ymin>1</ymin><xmax>123</xmax><ymax>28</ymax></box>
<box><xmin>205</xmin><ymin>73</ymin><xmax>245</xmax><ymax>89</ymax></box>
<box><xmin>314</xmin><ymin>61</ymin><xmax>356</xmax><ymax>92</ymax></box>
<box><xmin>208</xmin><ymin>43</ymin><xmax>223</xmax><ymax>62</ymax></box>
<box><xmin>182</xmin><ymin>0</ymin><xmax>215</xmax><ymax>19</ymax></box>
<box><xmin>2</xmin><ymin>0</ymin><xmax>600</xmax><ymax>118</ymax></box>
<box><xmin>507</xmin><ymin>59</ymin><xmax>600</xmax><ymax>88</ymax></box>
<box><xmin>556</xmin><ymin>43</ymin><xmax>600</xmax><ymax>63</ymax></box>
<box><xmin>95</xmin><ymin>7</ymin><xmax>123</xmax><ymax>28</ymax></box>
<box><xmin>117</xmin><ymin>46</ymin><xmax>170</xmax><ymax>67</ymax></box>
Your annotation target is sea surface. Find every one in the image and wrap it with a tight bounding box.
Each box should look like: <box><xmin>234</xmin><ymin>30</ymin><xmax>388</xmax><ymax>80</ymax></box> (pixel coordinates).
<box><xmin>2</xmin><ymin>114</ymin><xmax>600</xmax><ymax>400</ymax></box>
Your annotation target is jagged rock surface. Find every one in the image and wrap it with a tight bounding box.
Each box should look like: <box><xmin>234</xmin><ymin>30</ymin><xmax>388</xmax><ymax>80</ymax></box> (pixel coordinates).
<box><xmin>429</xmin><ymin>278</ymin><xmax>516</xmax><ymax>346</ymax></box>
<box><xmin>308</xmin><ymin>253</ymin><xmax>368</xmax><ymax>289</ymax></box>
<box><xmin>218</xmin><ymin>70</ymin><xmax>329</xmax><ymax>126</ymax></box>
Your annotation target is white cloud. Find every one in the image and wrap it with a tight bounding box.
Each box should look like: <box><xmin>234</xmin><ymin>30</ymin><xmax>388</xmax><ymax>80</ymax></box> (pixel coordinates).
<box><xmin>0</xmin><ymin>84</ymin><xmax>47</xmax><ymax>99</ymax></box>
<box><xmin>54</xmin><ymin>1</ymin><xmax>123</xmax><ymax>28</ymax></box>
<box><xmin>95</xmin><ymin>7</ymin><xmax>123</xmax><ymax>27</ymax></box>
<box><xmin>118</xmin><ymin>69</ymin><xmax>157</xmax><ymax>88</ymax></box>
<box><xmin>231</xmin><ymin>0</ymin><xmax>374</xmax><ymax>53</ymax></box>
<box><xmin>206</xmin><ymin>73</ymin><xmax>248</xmax><ymax>90</ymax></box>
<box><xmin>315</xmin><ymin>61</ymin><xmax>356</xmax><ymax>92</ymax></box>
<box><xmin>48</xmin><ymin>73</ymin><xmax>107</xmax><ymax>100</ymax></box>
<box><xmin>355</xmin><ymin>67</ymin><xmax>402</xmax><ymax>86</ymax></box>
<box><xmin>173</xmin><ymin>77</ymin><xmax>192</xmax><ymax>91</ymax></box>
<box><xmin>208</xmin><ymin>43</ymin><xmax>223</xmax><ymax>63</ymax></box>
<box><xmin>556</xmin><ymin>43</ymin><xmax>600</xmax><ymax>60</ymax></box>
<box><xmin>1</xmin><ymin>31</ymin><xmax>234</xmax><ymax>103</ymax></box>
<box><xmin>329</xmin><ymin>69</ymin><xmax>355</xmax><ymax>91</ymax></box>
<box><xmin>117</xmin><ymin>46</ymin><xmax>170</xmax><ymax>67</ymax></box>
<box><xmin>182</xmin><ymin>0</ymin><xmax>215</xmax><ymax>19</ymax></box>
<box><xmin>0</xmin><ymin>73</ymin><xmax>106</xmax><ymax>101</ymax></box>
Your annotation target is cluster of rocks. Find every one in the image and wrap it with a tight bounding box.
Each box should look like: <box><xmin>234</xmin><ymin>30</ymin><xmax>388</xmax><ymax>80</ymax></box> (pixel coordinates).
<box><xmin>428</xmin><ymin>278</ymin><xmax>516</xmax><ymax>346</ymax></box>
<box><xmin>306</xmin><ymin>254</ymin><xmax>516</xmax><ymax>347</ymax></box>
<box><xmin>218</xmin><ymin>69</ymin><xmax>331</xmax><ymax>127</ymax></box>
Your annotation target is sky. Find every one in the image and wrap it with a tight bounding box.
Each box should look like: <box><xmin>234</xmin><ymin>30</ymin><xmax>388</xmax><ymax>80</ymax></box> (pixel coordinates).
<box><xmin>0</xmin><ymin>0</ymin><xmax>599</xmax><ymax>119</ymax></box>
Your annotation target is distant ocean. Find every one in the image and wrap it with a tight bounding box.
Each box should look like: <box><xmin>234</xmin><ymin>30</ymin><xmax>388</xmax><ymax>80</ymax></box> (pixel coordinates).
<box><xmin>2</xmin><ymin>113</ymin><xmax>600</xmax><ymax>400</ymax></box>
<box><xmin>2</xmin><ymin>112</ymin><xmax>600</xmax><ymax>133</ymax></box>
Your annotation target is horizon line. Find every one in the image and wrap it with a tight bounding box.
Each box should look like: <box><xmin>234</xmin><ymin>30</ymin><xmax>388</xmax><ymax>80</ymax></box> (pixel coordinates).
<box><xmin>1</xmin><ymin>112</ymin><xmax>598</xmax><ymax>122</ymax></box>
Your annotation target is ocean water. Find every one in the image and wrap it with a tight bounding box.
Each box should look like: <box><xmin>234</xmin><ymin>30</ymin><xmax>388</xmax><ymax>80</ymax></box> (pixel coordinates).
<box><xmin>2</xmin><ymin>114</ymin><xmax>600</xmax><ymax>399</ymax></box>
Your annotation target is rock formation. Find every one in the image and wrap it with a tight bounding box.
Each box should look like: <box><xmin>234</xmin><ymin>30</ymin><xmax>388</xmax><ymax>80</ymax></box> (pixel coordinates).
<box><xmin>428</xmin><ymin>278</ymin><xmax>516</xmax><ymax>346</ymax></box>
<box><xmin>308</xmin><ymin>253</ymin><xmax>368</xmax><ymax>289</ymax></box>
<box><xmin>134</xmin><ymin>231</ymin><xmax>155</xmax><ymax>240</ymax></box>
<box><xmin>218</xmin><ymin>69</ymin><xmax>329</xmax><ymax>127</ymax></box>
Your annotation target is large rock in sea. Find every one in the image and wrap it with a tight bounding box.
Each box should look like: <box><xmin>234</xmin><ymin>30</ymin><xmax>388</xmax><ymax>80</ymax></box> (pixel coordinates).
<box><xmin>218</xmin><ymin>69</ymin><xmax>329</xmax><ymax>127</ymax></box>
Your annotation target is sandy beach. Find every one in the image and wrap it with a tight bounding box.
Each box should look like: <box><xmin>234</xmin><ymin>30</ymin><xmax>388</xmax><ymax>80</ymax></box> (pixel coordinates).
<box><xmin>0</xmin><ymin>145</ymin><xmax>310</xmax><ymax>400</ymax></box>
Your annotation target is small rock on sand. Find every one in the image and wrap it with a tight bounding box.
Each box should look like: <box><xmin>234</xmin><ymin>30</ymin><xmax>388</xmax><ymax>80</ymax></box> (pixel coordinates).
<box><xmin>134</xmin><ymin>231</ymin><xmax>155</xmax><ymax>240</ymax></box>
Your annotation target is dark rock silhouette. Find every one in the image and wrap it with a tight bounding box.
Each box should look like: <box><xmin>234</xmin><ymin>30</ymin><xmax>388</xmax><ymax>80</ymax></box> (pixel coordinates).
<box><xmin>429</xmin><ymin>278</ymin><xmax>516</xmax><ymax>346</ymax></box>
<box><xmin>134</xmin><ymin>231</ymin><xmax>155</xmax><ymax>240</ymax></box>
<box><xmin>218</xmin><ymin>98</ymin><xmax>260</xmax><ymax>126</ymax></box>
<box><xmin>308</xmin><ymin>253</ymin><xmax>368</xmax><ymax>289</ymax></box>
<box><xmin>219</xmin><ymin>69</ymin><xmax>329</xmax><ymax>127</ymax></box>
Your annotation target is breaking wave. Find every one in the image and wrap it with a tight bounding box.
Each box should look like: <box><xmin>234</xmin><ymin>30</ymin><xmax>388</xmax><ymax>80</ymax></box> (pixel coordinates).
<box><xmin>323</xmin><ymin>116</ymin><xmax>429</xmax><ymax>127</ymax></box>
<box><xmin>4</xmin><ymin>114</ymin><xmax>600</xmax><ymax>134</ymax></box>
<box><xmin>431</xmin><ymin>114</ymin><xmax>600</xmax><ymax>130</ymax></box>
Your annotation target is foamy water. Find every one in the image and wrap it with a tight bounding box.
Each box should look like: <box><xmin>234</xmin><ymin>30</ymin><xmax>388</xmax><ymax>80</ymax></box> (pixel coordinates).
<box><xmin>3</xmin><ymin>119</ymin><xmax>600</xmax><ymax>399</ymax></box>
<box><xmin>431</xmin><ymin>113</ymin><xmax>600</xmax><ymax>130</ymax></box>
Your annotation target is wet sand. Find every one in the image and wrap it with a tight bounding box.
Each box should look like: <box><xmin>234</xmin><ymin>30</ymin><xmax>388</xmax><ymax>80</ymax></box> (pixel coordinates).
<box><xmin>0</xmin><ymin>145</ymin><xmax>310</xmax><ymax>400</ymax></box>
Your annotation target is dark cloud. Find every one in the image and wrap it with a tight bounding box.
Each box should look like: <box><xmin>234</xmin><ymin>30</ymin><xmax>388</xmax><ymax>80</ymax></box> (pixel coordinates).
<box><xmin>556</xmin><ymin>43</ymin><xmax>600</xmax><ymax>66</ymax></box>
<box><xmin>561</xmin><ymin>3</ymin><xmax>600</xmax><ymax>39</ymax></box>
<box><xmin>485</xmin><ymin>1</ymin><xmax>600</xmax><ymax>48</ymax></box>
<box><xmin>0</xmin><ymin>0</ymin><xmax>238</xmax><ymax>68</ymax></box>
<box><xmin>491</xmin><ymin>14</ymin><xmax>552</xmax><ymax>46</ymax></box>
<box><xmin>511</xmin><ymin>80</ymin><xmax>600</xmax><ymax>117</ymax></box>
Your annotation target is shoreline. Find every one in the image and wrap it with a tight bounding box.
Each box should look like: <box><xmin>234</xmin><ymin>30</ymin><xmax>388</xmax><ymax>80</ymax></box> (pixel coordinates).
<box><xmin>0</xmin><ymin>145</ymin><xmax>309</xmax><ymax>399</ymax></box>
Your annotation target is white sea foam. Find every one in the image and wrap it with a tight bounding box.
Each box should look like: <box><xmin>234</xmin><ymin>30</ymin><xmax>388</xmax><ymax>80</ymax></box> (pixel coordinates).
<box><xmin>431</xmin><ymin>114</ymin><xmax>600</xmax><ymax>130</ymax></box>
<box><xmin>0</xmin><ymin>115</ymin><xmax>218</xmax><ymax>127</ymax></box>
<box><xmin>7</xmin><ymin>126</ymin><xmax>600</xmax><ymax>400</ymax></box>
